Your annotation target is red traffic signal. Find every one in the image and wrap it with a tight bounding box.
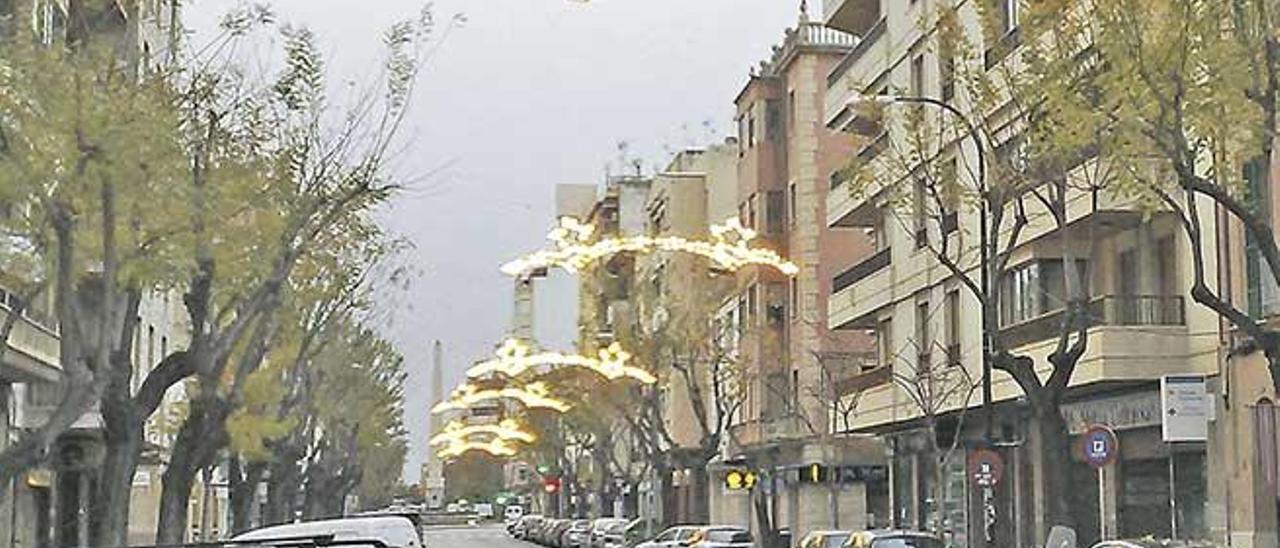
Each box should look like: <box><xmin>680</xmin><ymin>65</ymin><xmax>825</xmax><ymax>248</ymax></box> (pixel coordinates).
<box><xmin>542</xmin><ymin>476</ymin><xmax>561</xmax><ymax>494</ymax></box>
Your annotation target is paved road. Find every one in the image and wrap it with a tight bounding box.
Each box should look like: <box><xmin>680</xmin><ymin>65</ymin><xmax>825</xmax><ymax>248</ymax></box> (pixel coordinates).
<box><xmin>422</xmin><ymin>524</ymin><xmax>529</xmax><ymax>548</ymax></box>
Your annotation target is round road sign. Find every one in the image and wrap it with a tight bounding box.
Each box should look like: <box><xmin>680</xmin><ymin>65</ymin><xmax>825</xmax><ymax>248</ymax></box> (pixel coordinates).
<box><xmin>1081</xmin><ymin>424</ymin><xmax>1119</xmax><ymax>468</ymax></box>
<box><xmin>967</xmin><ymin>448</ymin><xmax>1004</xmax><ymax>487</ymax></box>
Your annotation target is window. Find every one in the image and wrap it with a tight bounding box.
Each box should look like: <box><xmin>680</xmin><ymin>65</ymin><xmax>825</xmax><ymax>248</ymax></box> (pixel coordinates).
<box><xmin>912</xmin><ymin>176</ymin><xmax>926</xmax><ymax>249</ymax></box>
<box><xmin>748</xmin><ymin>111</ymin><xmax>757</xmax><ymax>148</ymax></box>
<box><xmin>766</xmin><ymin>99</ymin><xmax>783</xmax><ymax>142</ymax></box>
<box><xmin>791</xmin><ymin>278</ymin><xmax>800</xmax><ymax>319</ymax></box>
<box><xmin>746</xmin><ymin>285</ymin><xmax>758</xmax><ymax>327</ymax></box>
<box><xmin>1157</xmin><ymin>237</ymin><xmax>1177</xmax><ymax>296</ymax></box>
<box><xmin>910</xmin><ymin>54</ymin><xmax>925</xmax><ymax>98</ymax></box>
<box><xmin>147</xmin><ymin>325</ymin><xmax>156</xmax><ymax>371</ymax></box>
<box><xmin>876</xmin><ymin>317</ymin><xmax>894</xmax><ymax>370</ymax></box>
<box><xmin>915</xmin><ymin>301</ymin><xmax>931</xmax><ymax>367</ymax></box>
<box><xmin>945</xmin><ymin>291</ymin><xmax>960</xmax><ymax>366</ymax></box>
<box><xmin>736</xmin><ymin>115</ymin><xmax>747</xmax><ymax>156</ymax></box>
<box><xmin>999</xmin><ymin>259</ymin><xmax>1090</xmax><ymax>326</ymax></box>
<box><xmin>766</xmin><ymin>190</ymin><xmax>785</xmax><ymax>234</ymax></box>
<box><xmin>940</xmin><ymin>158</ymin><xmax>959</xmax><ymax>235</ymax></box>
<box><xmin>788</xmin><ymin>90</ymin><xmax>797</xmax><ymax>127</ymax></box>
<box><xmin>791</xmin><ymin>369</ymin><xmax>800</xmax><ymax>411</ymax></box>
<box><xmin>747</xmin><ymin>194</ymin><xmax>758</xmax><ymax>230</ymax></box>
<box><xmin>1118</xmin><ymin>249</ymin><xmax>1138</xmax><ymax>296</ymax></box>
<box><xmin>788</xmin><ymin>182</ymin><xmax>798</xmax><ymax>225</ymax></box>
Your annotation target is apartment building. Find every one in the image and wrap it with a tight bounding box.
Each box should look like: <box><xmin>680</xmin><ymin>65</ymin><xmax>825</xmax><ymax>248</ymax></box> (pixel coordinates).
<box><xmin>708</xmin><ymin>7</ymin><xmax>887</xmax><ymax>540</ymax></box>
<box><xmin>823</xmin><ymin>0</ymin><xmax>1221</xmax><ymax>546</ymax></box>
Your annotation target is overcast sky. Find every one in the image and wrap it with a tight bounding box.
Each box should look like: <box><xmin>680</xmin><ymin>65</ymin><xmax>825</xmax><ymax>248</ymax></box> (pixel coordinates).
<box><xmin>185</xmin><ymin>0</ymin><xmax>803</xmax><ymax>483</ymax></box>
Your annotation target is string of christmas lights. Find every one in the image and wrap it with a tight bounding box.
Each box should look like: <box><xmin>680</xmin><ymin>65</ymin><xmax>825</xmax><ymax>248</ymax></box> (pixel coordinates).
<box><xmin>466</xmin><ymin>338</ymin><xmax>656</xmax><ymax>384</ymax></box>
<box><xmin>500</xmin><ymin>216</ymin><xmax>799</xmax><ymax>277</ymax></box>
<box><xmin>430</xmin><ymin>419</ymin><xmax>537</xmax><ymax>449</ymax></box>
<box><xmin>431</xmin><ymin>381</ymin><xmax>571</xmax><ymax>414</ymax></box>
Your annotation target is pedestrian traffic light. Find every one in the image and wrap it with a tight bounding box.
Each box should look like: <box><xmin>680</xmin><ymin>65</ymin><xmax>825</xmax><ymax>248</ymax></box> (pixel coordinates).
<box><xmin>543</xmin><ymin>476</ymin><xmax>561</xmax><ymax>494</ymax></box>
<box><xmin>724</xmin><ymin>469</ymin><xmax>758</xmax><ymax>490</ymax></box>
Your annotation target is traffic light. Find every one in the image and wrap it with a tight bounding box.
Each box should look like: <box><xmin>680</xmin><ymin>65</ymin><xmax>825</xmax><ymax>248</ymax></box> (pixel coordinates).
<box><xmin>543</xmin><ymin>476</ymin><xmax>561</xmax><ymax>494</ymax></box>
<box><xmin>801</xmin><ymin>463</ymin><xmax>828</xmax><ymax>484</ymax></box>
<box><xmin>723</xmin><ymin>469</ymin><xmax>758</xmax><ymax>490</ymax></box>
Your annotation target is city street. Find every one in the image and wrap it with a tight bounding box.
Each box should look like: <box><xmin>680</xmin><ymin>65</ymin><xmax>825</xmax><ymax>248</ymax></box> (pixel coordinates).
<box><xmin>422</xmin><ymin>524</ymin><xmax>526</xmax><ymax>548</ymax></box>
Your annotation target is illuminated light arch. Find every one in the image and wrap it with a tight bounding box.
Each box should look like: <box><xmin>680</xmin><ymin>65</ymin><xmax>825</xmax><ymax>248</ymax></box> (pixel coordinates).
<box><xmin>429</xmin><ymin>419</ymin><xmax>537</xmax><ymax>447</ymax></box>
<box><xmin>501</xmin><ymin>217</ymin><xmax>799</xmax><ymax>278</ymax></box>
<box><xmin>436</xmin><ymin>437</ymin><xmax>519</xmax><ymax>459</ymax></box>
<box><xmin>466</xmin><ymin>338</ymin><xmax>656</xmax><ymax>384</ymax></box>
<box><xmin>431</xmin><ymin>381</ymin><xmax>571</xmax><ymax>414</ymax></box>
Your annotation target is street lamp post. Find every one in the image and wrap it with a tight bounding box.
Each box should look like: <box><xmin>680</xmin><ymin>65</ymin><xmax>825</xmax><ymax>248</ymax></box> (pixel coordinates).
<box><xmin>846</xmin><ymin>94</ymin><xmax>993</xmax><ymax>441</ymax></box>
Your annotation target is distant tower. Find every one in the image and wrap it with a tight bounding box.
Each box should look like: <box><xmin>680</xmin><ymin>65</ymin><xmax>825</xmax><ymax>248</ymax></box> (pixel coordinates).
<box><xmin>512</xmin><ymin>277</ymin><xmax>536</xmax><ymax>341</ymax></box>
<box><xmin>423</xmin><ymin>340</ymin><xmax>447</xmax><ymax>509</ymax></box>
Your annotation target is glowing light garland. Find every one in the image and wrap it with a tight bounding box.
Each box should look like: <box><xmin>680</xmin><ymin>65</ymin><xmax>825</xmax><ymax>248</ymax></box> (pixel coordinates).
<box><xmin>431</xmin><ymin>381</ymin><xmax>571</xmax><ymax>414</ymax></box>
<box><xmin>501</xmin><ymin>217</ymin><xmax>800</xmax><ymax>277</ymax></box>
<box><xmin>436</xmin><ymin>438</ymin><xmax>519</xmax><ymax>459</ymax></box>
<box><xmin>466</xmin><ymin>339</ymin><xmax>657</xmax><ymax>384</ymax></box>
<box><xmin>430</xmin><ymin>419</ymin><xmax>538</xmax><ymax>447</ymax></box>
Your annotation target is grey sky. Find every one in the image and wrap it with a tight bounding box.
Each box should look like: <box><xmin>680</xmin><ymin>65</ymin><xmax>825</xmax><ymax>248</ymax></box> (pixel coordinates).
<box><xmin>185</xmin><ymin>0</ymin><xmax>802</xmax><ymax>483</ymax></box>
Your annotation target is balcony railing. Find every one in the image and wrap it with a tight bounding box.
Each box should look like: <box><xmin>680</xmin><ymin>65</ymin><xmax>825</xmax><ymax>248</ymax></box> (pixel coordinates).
<box><xmin>836</xmin><ymin>365</ymin><xmax>892</xmax><ymax>395</ymax></box>
<box><xmin>833</xmin><ymin>247</ymin><xmax>891</xmax><ymax>293</ymax></box>
<box><xmin>826</xmin><ymin>16</ymin><xmax>888</xmax><ymax>88</ymax></box>
<box><xmin>1000</xmin><ymin>294</ymin><xmax>1186</xmax><ymax>349</ymax></box>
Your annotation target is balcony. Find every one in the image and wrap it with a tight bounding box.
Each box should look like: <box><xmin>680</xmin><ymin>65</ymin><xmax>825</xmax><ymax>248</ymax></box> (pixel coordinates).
<box><xmin>1000</xmin><ymin>294</ymin><xmax>1185</xmax><ymax>349</ymax></box>
<box><xmin>836</xmin><ymin>365</ymin><xmax>892</xmax><ymax>395</ymax></box>
<box><xmin>826</xmin><ymin>16</ymin><xmax>887</xmax><ymax>89</ymax></box>
<box><xmin>1</xmin><ymin>308</ymin><xmax>61</xmax><ymax>384</ymax></box>
<box><xmin>824</xmin><ymin>0</ymin><xmax>881</xmax><ymax>36</ymax></box>
<box><xmin>833</xmin><ymin>247</ymin><xmax>890</xmax><ymax>293</ymax></box>
<box><xmin>829</xmin><ymin>249</ymin><xmax>894</xmax><ymax>330</ymax></box>
<box><xmin>827</xmin><ymin>168</ymin><xmax>885</xmax><ymax>228</ymax></box>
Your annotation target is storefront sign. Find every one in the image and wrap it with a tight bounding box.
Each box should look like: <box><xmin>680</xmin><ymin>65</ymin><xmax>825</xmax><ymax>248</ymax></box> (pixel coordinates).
<box><xmin>1081</xmin><ymin>424</ymin><xmax>1119</xmax><ymax>468</ymax></box>
<box><xmin>1061</xmin><ymin>391</ymin><xmax>1161</xmax><ymax>434</ymax></box>
<box><xmin>1161</xmin><ymin>374</ymin><xmax>1209</xmax><ymax>442</ymax></box>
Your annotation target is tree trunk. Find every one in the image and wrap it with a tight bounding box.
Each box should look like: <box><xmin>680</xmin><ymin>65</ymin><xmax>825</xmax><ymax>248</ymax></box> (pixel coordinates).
<box><xmin>689</xmin><ymin>465</ymin><xmax>709</xmax><ymax>524</ymax></box>
<box><xmin>156</xmin><ymin>400</ymin><xmax>228</xmax><ymax>544</ymax></box>
<box><xmin>265</xmin><ymin>458</ymin><xmax>303</xmax><ymax>525</ymax></box>
<box><xmin>89</xmin><ymin>413</ymin><xmax>143</xmax><ymax>547</ymax></box>
<box><xmin>752</xmin><ymin>483</ymin><xmax>779</xmax><ymax>548</ymax></box>
<box><xmin>229</xmin><ymin>457</ymin><xmax>266</xmax><ymax>535</ymax></box>
<box><xmin>1031</xmin><ymin>397</ymin><xmax>1073</xmax><ymax>535</ymax></box>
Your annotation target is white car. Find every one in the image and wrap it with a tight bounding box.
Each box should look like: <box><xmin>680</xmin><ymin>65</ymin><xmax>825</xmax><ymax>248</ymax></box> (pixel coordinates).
<box><xmin>474</xmin><ymin>503</ymin><xmax>495</xmax><ymax>519</ymax></box>
<box><xmin>233</xmin><ymin>516</ymin><xmax>422</xmax><ymax>548</ymax></box>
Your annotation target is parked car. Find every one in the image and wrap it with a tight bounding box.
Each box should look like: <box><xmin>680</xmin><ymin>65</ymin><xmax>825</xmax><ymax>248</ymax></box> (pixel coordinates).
<box><xmin>233</xmin><ymin>516</ymin><xmax>422</xmax><ymax>548</ymax></box>
<box><xmin>1091</xmin><ymin>541</ymin><xmax>1220</xmax><ymax>548</ymax></box>
<box><xmin>684</xmin><ymin>526</ymin><xmax>752</xmax><ymax>548</ymax></box>
<box><xmin>542</xmin><ymin>519</ymin><xmax>571</xmax><ymax>546</ymax></box>
<box><xmin>614</xmin><ymin>519</ymin><xmax>662</xmax><ymax>548</ymax></box>
<box><xmin>562</xmin><ymin>519</ymin><xmax>593</xmax><ymax>548</ymax></box>
<box><xmin>589</xmin><ymin>518</ymin><xmax>630</xmax><ymax>548</ymax></box>
<box><xmin>515</xmin><ymin>515</ymin><xmax>545</xmax><ymax>540</ymax></box>
<box><xmin>841</xmin><ymin>530</ymin><xmax>945</xmax><ymax>548</ymax></box>
<box><xmin>798</xmin><ymin>530</ymin><xmax>853</xmax><ymax>548</ymax></box>
<box><xmin>635</xmin><ymin>526</ymin><xmax>700</xmax><ymax>548</ymax></box>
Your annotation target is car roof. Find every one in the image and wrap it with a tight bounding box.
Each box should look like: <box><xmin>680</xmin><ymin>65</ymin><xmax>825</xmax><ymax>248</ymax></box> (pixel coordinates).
<box><xmin>233</xmin><ymin>516</ymin><xmax>419</xmax><ymax>547</ymax></box>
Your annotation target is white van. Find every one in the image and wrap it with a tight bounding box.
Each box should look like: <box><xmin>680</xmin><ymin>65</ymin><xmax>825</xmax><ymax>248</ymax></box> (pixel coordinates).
<box><xmin>232</xmin><ymin>516</ymin><xmax>421</xmax><ymax>548</ymax></box>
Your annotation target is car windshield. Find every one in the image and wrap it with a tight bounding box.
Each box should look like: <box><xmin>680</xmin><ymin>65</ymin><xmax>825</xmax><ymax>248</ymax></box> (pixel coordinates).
<box><xmin>707</xmin><ymin>529</ymin><xmax>752</xmax><ymax>543</ymax></box>
<box><xmin>871</xmin><ymin>536</ymin><xmax>945</xmax><ymax>548</ymax></box>
<box><xmin>826</xmin><ymin>534</ymin><xmax>851</xmax><ymax>548</ymax></box>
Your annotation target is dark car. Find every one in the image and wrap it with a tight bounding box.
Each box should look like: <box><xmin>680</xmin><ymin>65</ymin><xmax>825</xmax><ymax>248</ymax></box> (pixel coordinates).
<box><xmin>562</xmin><ymin>519</ymin><xmax>593</xmax><ymax>548</ymax></box>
